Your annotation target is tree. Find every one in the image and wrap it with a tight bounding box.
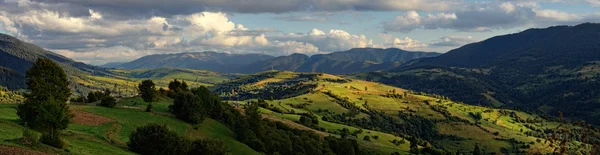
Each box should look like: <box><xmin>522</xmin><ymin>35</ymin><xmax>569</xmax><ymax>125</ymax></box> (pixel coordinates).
<box><xmin>245</xmin><ymin>102</ymin><xmax>262</xmax><ymax>134</ymax></box>
<box><xmin>473</xmin><ymin>144</ymin><xmax>482</xmax><ymax>155</ymax></box>
<box><xmin>168</xmin><ymin>79</ymin><xmax>188</xmax><ymax>92</ymax></box>
<box><xmin>87</xmin><ymin>91</ymin><xmax>105</xmax><ymax>103</ymax></box>
<box><xmin>138</xmin><ymin>80</ymin><xmax>156</xmax><ymax>103</ymax></box>
<box><xmin>17</xmin><ymin>58</ymin><xmax>72</xmax><ymax>148</ymax></box>
<box><xmin>99</xmin><ymin>95</ymin><xmax>117</xmax><ymax>108</ymax></box>
<box><xmin>128</xmin><ymin>124</ymin><xmax>190</xmax><ymax>155</ymax></box>
<box><xmin>170</xmin><ymin>91</ymin><xmax>206</xmax><ymax>124</ymax></box>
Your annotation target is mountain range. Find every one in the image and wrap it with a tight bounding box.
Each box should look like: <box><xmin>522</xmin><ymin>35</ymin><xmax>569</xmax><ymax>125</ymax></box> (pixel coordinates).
<box><xmin>105</xmin><ymin>48</ymin><xmax>440</xmax><ymax>74</ymax></box>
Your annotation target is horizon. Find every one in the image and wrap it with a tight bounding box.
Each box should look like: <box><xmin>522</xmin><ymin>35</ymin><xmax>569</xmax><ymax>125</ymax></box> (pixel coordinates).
<box><xmin>2</xmin><ymin>0</ymin><xmax>600</xmax><ymax>65</ymax></box>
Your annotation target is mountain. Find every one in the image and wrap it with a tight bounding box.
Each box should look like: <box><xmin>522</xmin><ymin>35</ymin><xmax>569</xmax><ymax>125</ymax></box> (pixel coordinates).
<box><xmin>352</xmin><ymin>23</ymin><xmax>600</xmax><ymax>125</ymax></box>
<box><xmin>238</xmin><ymin>48</ymin><xmax>440</xmax><ymax>74</ymax></box>
<box><xmin>100</xmin><ymin>62</ymin><xmax>126</xmax><ymax>68</ymax></box>
<box><xmin>117</xmin><ymin>52</ymin><xmax>274</xmax><ymax>72</ymax></box>
<box><xmin>0</xmin><ymin>33</ymin><xmax>112</xmax><ymax>90</ymax></box>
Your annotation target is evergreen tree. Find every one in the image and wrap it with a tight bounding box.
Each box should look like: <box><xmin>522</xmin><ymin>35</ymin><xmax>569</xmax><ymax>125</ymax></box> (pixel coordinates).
<box><xmin>245</xmin><ymin>102</ymin><xmax>262</xmax><ymax>134</ymax></box>
<box><xmin>138</xmin><ymin>80</ymin><xmax>156</xmax><ymax>103</ymax></box>
<box><xmin>17</xmin><ymin>58</ymin><xmax>72</xmax><ymax>148</ymax></box>
<box><xmin>473</xmin><ymin>144</ymin><xmax>482</xmax><ymax>155</ymax></box>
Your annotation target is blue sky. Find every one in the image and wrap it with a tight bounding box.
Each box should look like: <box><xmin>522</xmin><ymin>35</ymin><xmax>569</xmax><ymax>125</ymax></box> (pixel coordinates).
<box><xmin>1</xmin><ymin>0</ymin><xmax>600</xmax><ymax>65</ymax></box>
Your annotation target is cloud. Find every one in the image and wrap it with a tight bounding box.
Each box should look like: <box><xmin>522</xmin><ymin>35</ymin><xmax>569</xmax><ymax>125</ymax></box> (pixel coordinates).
<box><xmin>430</xmin><ymin>36</ymin><xmax>477</xmax><ymax>47</ymax></box>
<box><xmin>0</xmin><ymin>0</ymin><xmax>390</xmax><ymax>64</ymax></box>
<box><xmin>271</xmin><ymin>28</ymin><xmax>377</xmax><ymax>52</ymax></box>
<box><xmin>274</xmin><ymin>15</ymin><xmax>330</xmax><ymax>22</ymax></box>
<box><xmin>383</xmin><ymin>2</ymin><xmax>538</xmax><ymax>32</ymax></box>
<box><xmin>379</xmin><ymin>34</ymin><xmax>427</xmax><ymax>50</ymax></box>
<box><xmin>383</xmin><ymin>1</ymin><xmax>600</xmax><ymax>32</ymax></box>
<box><xmin>28</xmin><ymin>0</ymin><xmax>457</xmax><ymax>16</ymax></box>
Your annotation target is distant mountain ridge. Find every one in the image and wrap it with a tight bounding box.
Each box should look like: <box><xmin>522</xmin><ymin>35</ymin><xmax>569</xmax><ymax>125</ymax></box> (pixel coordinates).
<box><xmin>112</xmin><ymin>48</ymin><xmax>440</xmax><ymax>74</ymax></box>
<box><xmin>237</xmin><ymin>48</ymin><xmax>440</xmax><ymax>74</ymax></box>
<box><xmin>115</xmin><ymin>51</ymin><xmax>274</xmax><ymax>72</ymax></box>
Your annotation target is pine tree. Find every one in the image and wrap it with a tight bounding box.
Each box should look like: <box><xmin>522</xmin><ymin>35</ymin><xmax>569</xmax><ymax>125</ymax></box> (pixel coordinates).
<box><xmin>473</xmin><ymin>144</ymin><xmax>481</xmax><ymax>155</ymax></box>
<box><xmin>17</xmin><ymin>58</ymin><xmax>72</xmax><ymax>148</ymax></box>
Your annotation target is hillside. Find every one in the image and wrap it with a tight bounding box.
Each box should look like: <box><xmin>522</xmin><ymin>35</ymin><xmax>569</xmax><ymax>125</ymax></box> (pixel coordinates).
<box><xmin>0</xmin><ymin>33</ymin><xmax>115</xmax><ymax>92</ymax></box>
<box><xmin>0</xmin><ymin>96</ymin><xmax>259</xmax><ymax>155</ymax></box>
<box><xmin>213</xmin><ymin>71</ymin><xmax>600</xmax><ymax>154</ymax></box>
<box><xmin>116</xmin><ymin>52</ymin><xmax>274</xmax><ymax>72</ymax></box>
<box><xmin>357</xmin><ymin>23</ymin><xmax>600</xmax><ymax>125</ymax></box>
<box><xmin>237</xmin><ymin>48</ymin><xmax>440</xmax><ymax>74</ymax></box>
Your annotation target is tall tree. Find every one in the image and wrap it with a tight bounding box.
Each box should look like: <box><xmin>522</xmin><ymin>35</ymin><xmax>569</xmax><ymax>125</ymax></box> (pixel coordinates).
<box><xmin>138</xmin><ymin>80</ymin><xmax>156</xmax><ymax>103</ymax></box>
<box><xmin>17</xmin><ymin>58</ymin><xmax>72</xmax><ymax>148</ymax></box>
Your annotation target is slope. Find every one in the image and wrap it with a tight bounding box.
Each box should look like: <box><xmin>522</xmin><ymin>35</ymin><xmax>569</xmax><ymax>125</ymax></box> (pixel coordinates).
<box><xmin>213</xmin><ymin>71</ymin><xmax>600</xmax><ymax>154</ymax></box>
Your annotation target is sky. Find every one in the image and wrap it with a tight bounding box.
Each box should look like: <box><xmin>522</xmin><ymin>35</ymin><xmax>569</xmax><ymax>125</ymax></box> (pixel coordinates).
<box><xmin>1</xmin><ymin>0</ymin><xmax>600</xmax><ymax>65</ymax></box>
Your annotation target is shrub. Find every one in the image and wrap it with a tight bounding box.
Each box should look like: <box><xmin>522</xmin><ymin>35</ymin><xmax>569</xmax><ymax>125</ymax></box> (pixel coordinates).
<box><xmin>146</xmin><ymin>104</ymin><xmax>154</xmax><ymax>112</ymax></box>
<box><xmin>189</xmin><ymin>139</ymin><xmax>227</xmax><ymax>155</ymax></box>
<box><xmin>98</xmin><ymin>96</ymin><xmax>117</xmax><ymax>108</ymax></box>
<box><xmin>40</xmin><ymin>132</ymin><xmax>66</xmax><ymax>148</ymax></box>
<box><xmin>128</xmin><ymin>124</ymin><xmax>190</xmax><ymax>155</ymax></box>
<box><xmin>363</xmin><ymin>136</ymin><xmax>371</xmax><ymax>141</ymax></box>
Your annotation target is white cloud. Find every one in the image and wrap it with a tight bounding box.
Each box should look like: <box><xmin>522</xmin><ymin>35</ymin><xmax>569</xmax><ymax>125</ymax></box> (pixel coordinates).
<box><xmin>271</xmin><ymin>28</ymin><xmax>377</xmax><ymax>52</ymax></box>
<box><xmin>379</xmin><ymin>33</ymin><xmax>427</xmax><ymax>50</ymax></box>
<box><xmin>430</xmin><ymin>36</ymin><xmax>477</xmax><ymax>47</ymax></box>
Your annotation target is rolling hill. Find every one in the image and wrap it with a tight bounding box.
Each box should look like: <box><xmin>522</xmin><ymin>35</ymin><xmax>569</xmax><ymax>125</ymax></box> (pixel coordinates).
<box><xmin>237</xmin><ymin>48</ymin><xmax>440</xmax><ymax>74</ymax></box>
<box><xmin>212</xmin><ymin>71</ymin><xmax>600</xmax><ymax>154</ymax></box>
<box><xmin>353</xmin><ymin>23</ymin><xmax>600</xmax><ymax>125</ymax></box>
<box><xmin>115</xmin><ymin>52</ymin><xmax>274</xmax><ymax>72</ymax></box>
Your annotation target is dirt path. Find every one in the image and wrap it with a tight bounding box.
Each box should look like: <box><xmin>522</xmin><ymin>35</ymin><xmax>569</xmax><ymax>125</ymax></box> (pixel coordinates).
<box><xmin>71</xmin><ymin>110</ymin><xmax>113</xmax><ymax>126</ymax></box>
<box><xmin>0</xmin><ymin>145</ymin><xmax>50</xmax><ymax>155</ymax></box>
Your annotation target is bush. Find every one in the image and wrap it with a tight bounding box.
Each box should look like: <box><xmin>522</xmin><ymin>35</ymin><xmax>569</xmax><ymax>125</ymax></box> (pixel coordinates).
<box><xmin>189</xmin><ymin>139</ymin><xmax>227</xmax><ymax>155</ymax></box>
<box><xmin>128</xmin><ymin>124</ymin><xmax>190</xmax><ymax>155</ymax></box>
<box><xmin>363</xmin><ymin>136</ymin><xmax>371</xmax><ymax>141</ymax></box>
<box><xmin>146</xmin><ymin>104</ymin><xmax>154</xmax><ymax>112</ymax></box>
<box><xmin>98</xmin><ymin>96</ymin><xmax>117</xmax><ymax>108</ymax></box>
<box><xmin>20</xmin><ymin>128</ymin><xmax>40</xmax><ymax>146</ymax></box>
<box><xmin>40</xmin><ymin>133</ymin><xmax>66</xmax><ymax>148</ymax></box>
